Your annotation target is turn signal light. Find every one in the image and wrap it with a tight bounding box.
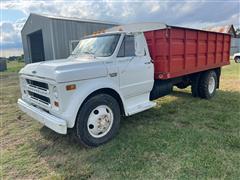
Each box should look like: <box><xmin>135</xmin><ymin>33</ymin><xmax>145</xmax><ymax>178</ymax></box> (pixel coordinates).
<box><xmin>66</xmin><ymin>84</ymin><xmax>76</xmax><ymax>91</ymax></box>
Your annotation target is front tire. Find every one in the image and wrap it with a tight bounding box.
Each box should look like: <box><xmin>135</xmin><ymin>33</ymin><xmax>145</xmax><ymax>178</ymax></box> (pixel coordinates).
<box><xmin>198</xmin><ymin>71</ymin><xmax>217</xmax><ymax>99</ymax></box>
<box><xmin>75</xmin><ymin>94</ymin><xmax>120</xmax><ymax>147</ymax></box>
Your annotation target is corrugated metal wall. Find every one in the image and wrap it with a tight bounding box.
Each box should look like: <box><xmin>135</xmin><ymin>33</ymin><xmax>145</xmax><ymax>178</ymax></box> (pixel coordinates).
<box><xmin>21</xmin><ymin>14</ymin><xmax>54</xmax><ymax>63</ymax></box>
<box><xmin>21</xmin><ymin>14</ymin><xmax>117</xmax><ymax>63</ymax></box>
<box><xmin>51</xmin><ymin>19</ymin><xmax>115</xmax><ymax>59</ymax></box>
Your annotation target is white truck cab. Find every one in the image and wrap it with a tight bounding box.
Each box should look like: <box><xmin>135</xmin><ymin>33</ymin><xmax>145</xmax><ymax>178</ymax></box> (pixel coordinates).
<box><xmin>18</xmin><ymin>23</ymin><xmax>165</xmax><ymax>147</ymax></box>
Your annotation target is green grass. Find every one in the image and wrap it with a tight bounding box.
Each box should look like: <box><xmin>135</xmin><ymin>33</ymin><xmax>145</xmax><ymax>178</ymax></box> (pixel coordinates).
<box><xmin>1</xmin><ymin>61</ymin><xmax>240</xmax><ymax>179</ymax></box>
<box><xmin>5</xmin><ymin>61</ymin><xmax>25</xmax><ymax>72</ymax></box>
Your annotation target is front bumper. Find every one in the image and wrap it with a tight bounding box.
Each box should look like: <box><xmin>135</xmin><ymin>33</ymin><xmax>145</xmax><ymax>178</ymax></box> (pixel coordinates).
<box><xmin>18</xmin><ymin>99</ymin><xmax>67</xmax><ymax>134</ymax></box>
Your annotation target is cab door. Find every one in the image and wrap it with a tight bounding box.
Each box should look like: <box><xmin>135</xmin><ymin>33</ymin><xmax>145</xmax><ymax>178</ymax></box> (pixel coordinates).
<box><xmin>117</xmin><ymin>33</ymin><xmax>154</xmax><ymax>98</ymax></box>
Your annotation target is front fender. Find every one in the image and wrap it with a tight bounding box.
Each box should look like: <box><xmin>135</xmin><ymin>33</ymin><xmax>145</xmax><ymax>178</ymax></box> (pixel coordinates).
<box><xmin>59</xmin><ymin>77</ymin><xmax>125</xmax><ymax>128</ymax></box>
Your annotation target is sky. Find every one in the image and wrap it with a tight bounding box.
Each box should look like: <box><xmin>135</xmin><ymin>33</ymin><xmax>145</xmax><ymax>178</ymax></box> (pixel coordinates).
<box><xmin>1</xmin><ymin>0</ymin><xmax>240</xmax><ymax>57</ymax></box>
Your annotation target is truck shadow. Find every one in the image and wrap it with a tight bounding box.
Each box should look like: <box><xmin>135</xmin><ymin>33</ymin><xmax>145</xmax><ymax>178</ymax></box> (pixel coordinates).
<box><xmin>30</xmin><ymin>89</ymin><xmax>240</xmax><ymax>179</ymax></box>
<box><xmin>35</xmin><ymin>90</ymin><xmax>192</xmax><ymax>145</ymax></box>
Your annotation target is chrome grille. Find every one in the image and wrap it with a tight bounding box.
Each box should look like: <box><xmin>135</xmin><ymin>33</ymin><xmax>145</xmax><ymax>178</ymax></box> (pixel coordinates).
<box><xmin>28</xmin><ymin>91</ymin><xmax>50</xmax><ymax>105</ymax></box>
<box><xmin>26</xmin><ymin>79</ymin><xmax>48</xmax><ymax>90</ymax></box>
<box><xmin>23</xmin><ymin>78</ymin><xmax>51</xmax><ymax>108</ymax></box>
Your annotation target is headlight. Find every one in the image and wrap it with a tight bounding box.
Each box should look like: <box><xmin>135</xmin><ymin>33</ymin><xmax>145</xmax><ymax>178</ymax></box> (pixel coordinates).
<box><xmin>53</xmin><ymin>86</ymin><xmax>58</xmax><ymax>99</ymax></box>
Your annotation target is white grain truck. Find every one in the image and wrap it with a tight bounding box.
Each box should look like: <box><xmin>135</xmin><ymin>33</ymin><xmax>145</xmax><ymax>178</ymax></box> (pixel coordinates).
<box><xmin>18</xmin><ymin>23</ymin><xmax>230</xmax><ymax>147</ymax></box>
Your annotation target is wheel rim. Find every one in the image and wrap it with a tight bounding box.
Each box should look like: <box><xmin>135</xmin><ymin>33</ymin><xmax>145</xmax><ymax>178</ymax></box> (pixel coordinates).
<box><xmin>208</xmin><ymin>76</ymin><xmax>215</xmax><ymax>94</ymax></box>
<box><xmin>87</xmin><ymin>105</ymin><xmax>114</xmax><ymax>138</ymax></box>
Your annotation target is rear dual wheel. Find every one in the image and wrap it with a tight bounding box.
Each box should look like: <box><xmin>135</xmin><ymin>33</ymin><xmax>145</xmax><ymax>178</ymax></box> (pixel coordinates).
<box><xmin>191</xmin><ymin>71</ymin><xmax>217</xmax><ymax>99</ymax></box>
<box><xmin>199</xmin><ymin>71</ymin><xmax>217</xmax><ymax>99</ymax></box>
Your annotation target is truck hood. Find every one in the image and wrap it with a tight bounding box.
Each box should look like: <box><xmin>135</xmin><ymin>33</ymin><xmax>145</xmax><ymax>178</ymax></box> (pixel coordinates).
<box><xmin>19</xmin><ymin>56</ymin><xmax>108</xmax><ymax>83</ymax></box>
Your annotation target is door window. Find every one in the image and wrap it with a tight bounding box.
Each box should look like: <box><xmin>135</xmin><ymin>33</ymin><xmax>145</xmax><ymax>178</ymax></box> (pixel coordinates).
<box><xmin>117</xmin><ymin>35</ymin><xmax>135</xmax><ymax>57</ymax></box>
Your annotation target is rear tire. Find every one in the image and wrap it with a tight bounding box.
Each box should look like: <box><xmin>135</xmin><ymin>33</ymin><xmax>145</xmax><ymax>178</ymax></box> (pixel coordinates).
<box><xmin>198</xmin><ymin>71</ymin><xmax>217</xmax><ymax>99</ymax></box>
<box><xmin>74</xmin><ymin>94</ymin><xmax>120</xmax><ymax>147</ymax></box>
<box><xmin>176</xmin><ymin>82</ymin><xmax>189</xmax><ymax>89</ymax></box>
<box><xmin>191</xmin><ymin>74</ymin><xmax>201</xmax><ymax>97</ymax></box>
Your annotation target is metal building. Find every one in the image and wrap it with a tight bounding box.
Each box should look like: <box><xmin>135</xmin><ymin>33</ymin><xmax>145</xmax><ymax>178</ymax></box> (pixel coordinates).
<box><xmin>21</xmin><ymin>13</ymin><xmax>118</xmax><ymax>63</ymax></box>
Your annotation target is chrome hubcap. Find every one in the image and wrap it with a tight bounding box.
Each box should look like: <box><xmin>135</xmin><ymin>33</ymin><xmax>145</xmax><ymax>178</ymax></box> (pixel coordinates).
<box><xmin>208</xmin><ymin>76</ymin><xmax>215</xmax><ymax>94</ymax></box>
<box><xmin>87</xmin><ymin>105</ymin><xmax>113</xmax><ymax>138</ymax></box>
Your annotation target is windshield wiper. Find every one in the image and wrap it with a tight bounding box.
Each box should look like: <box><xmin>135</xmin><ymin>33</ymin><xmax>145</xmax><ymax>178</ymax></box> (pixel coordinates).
<box><xmin>82</xmin><ymin>51</ymin><xmax>94</xmax><ymax>55</ymax></box>
<box><xmin>82</xmin><ymin>51</ymin><xmax>96</xmax><ymax>58</ymax></box>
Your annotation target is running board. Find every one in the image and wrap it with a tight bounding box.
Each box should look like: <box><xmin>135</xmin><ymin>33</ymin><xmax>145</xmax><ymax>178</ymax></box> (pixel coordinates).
<box><xmin>127</xmin><ymin>101</ymin><xmax>156</xmax><ymax>116</ymax></box>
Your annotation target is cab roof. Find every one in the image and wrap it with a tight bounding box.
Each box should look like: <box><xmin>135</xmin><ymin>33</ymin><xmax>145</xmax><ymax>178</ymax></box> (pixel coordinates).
<box><xmin>106</xmin><ymin>22</ymin><xmax>167</xmax><ymax>33</ymax></box>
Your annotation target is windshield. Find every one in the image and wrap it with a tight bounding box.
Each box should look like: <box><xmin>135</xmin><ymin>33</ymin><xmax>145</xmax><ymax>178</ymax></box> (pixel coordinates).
<box><xmin>71</xmin><ymin>34</ymin><xmax>120</xmax><ymax>57</ymax></box>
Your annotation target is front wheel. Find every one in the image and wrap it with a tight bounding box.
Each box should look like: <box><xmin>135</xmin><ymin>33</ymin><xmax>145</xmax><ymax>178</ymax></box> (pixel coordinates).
<box><xmin>74</xmin><ymin>94</ymin><xmax>120</xmax><ymax>147</ymax></box>
<box><xmin>198</xmin><ymin>71</ymin><xmax>217</xmax><ymax>99</ymax></box>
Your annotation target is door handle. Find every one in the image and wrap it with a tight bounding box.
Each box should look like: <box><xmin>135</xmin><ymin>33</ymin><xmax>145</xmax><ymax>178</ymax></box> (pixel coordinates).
<box><xmin>109</xmin><ymin>72</ymin><xmax>117</xmax><ymax>77</ymax></box>
<box><xmin>144</xmin><ymin>62</ymin><xmax>151</xmax><ymax>64</ymax></box>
